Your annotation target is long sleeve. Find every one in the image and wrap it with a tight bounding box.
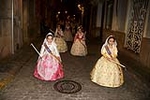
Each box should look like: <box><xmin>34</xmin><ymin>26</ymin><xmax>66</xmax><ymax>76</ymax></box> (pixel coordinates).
<box><xmin>112</xmin><ymin>47</ymin><xmax>118</xmax><ymax>58</ymax></box>
<box><xmin>53</xmin><ymin>45</ymin><xmax>60</xmax><ymax>57</ymax></box>
<box><xmin>52</xmin><ymin>44</ymin><xmax>62</xmax><ymax>62</ymax></box>
<box><xmin>74</xmin><ymin>34</ymin><xmax>78</xmax><ymax>42</ymax></box>
<box><xmin>55</xmin><ymin>30</ymin><xmax>58</xmax><ymax>36</ymax></box>
<box><xmin>101</xmin><ymin>46</ymin><xmax>108</xmax><ymax>58</ymax></box>
<box><xmin>39</xmin><ymin>45</ymin><xmax>45</xmax><ymax>57</ymax></box>
<box><xmin>60</xmin><ymin>31</ymin><xmax>64</xmax><ymax>36</ymax></box>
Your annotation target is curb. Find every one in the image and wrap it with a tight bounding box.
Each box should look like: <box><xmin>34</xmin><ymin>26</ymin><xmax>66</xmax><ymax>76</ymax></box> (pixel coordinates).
<box><xmin>0</xmin><ymin>63</ymin><xmax>23</xmax><ymax>90</ymax></box>
<box><xmin>0</xmin><ymin>37</ymin><xmax>43</xmax><ymax>90</ymax></box>
<box><xmin>0</xmin><ymin>75</ymin><xmax>14</xmax><ymax>90</ymax></box>
<box><xmin>0</xmin><ymin>50</ymin><xmax>31</xmax><ymax>90</ymax></box>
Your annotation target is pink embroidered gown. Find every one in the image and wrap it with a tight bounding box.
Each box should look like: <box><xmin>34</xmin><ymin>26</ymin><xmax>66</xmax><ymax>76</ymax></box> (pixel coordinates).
<box><xmin>34</xmin><ymin>42</ymin><xmax>64</xmax><ymax>81</ymax></box>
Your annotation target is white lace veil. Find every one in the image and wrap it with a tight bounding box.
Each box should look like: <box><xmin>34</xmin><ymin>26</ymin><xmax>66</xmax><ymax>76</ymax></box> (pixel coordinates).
<box><xmin>102</xmin><ymin>35</ymin><xmax>117</xmax><ymax>49</ymax></box>
<box><xmin>42</xmin><ymin>32</ymin><xmax>56</xmax><ymax>46</ymax></box>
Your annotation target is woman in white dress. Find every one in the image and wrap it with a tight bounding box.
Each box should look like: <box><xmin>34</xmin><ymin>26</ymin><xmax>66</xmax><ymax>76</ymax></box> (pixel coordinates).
<box><xmin>90</xmin><ymin>35</ymin><xmax>124</xmax><ymax>87</ymax></box>
<box><xmin>34</xmin><ymin>32</ymin><xmax>64</xmax><ymax>81</ymax></box>
<box><xmin>70</xmin><ymin>26</ymin><xmax>87</xmax><ymax>56</ymax></box>
<box><xmin>54</xmin><ymin>24</ymin><xmax>68</xmax><ymax>53</ymax></box>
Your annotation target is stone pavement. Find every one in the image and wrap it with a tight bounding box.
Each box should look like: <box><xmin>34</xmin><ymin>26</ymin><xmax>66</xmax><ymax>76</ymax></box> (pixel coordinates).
<box><xmin>0</xmin><ymin>37</ymin><xmax>43</xmax><ymax>90</ymax></box>
<box><xmin>0</xmin><ymin>45</ymin><xmax>32</xmax><ymax>90</ymax></box>
<box><xmin>0</xmin><ymin>37</ymin><xmax>150</xmax><ymax>100</ymax></box>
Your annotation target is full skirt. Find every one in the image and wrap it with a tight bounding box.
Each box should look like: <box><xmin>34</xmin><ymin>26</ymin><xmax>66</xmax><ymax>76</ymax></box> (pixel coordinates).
<box><xmin>55</xmin><ymin>37</ymin><xmax>68</xmax><ymax>53</ymax></box>
<box><xmin>34</xmin><ymin>55</ymin><xmax>64</xmax><ymax>81</ymax></box>
<box><xmin>90</xmin><ymin>56</ymin><xmax>124</xmax><ymax>87</ymax></box>
<box><xmin>64</xmin><ymin>30</ymin><xmax>73</xmax><ymax>41</ymax></box>
<box><xmin>70</xmin><ymin>40</ymin><xmax>87</xmax><ymax>56</ymax></box>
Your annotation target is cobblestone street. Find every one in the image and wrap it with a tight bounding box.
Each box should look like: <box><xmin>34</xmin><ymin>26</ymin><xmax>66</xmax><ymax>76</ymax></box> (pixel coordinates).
<box><xmin>0</xmin><ymin>38</ymin><xmax>150</xmax><ymax>100</ymax></box>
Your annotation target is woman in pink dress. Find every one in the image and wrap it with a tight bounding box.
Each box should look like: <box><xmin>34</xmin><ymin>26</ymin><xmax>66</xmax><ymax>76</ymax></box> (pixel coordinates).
<box><xmin>34</xmin><ymin>32</ymin><xmax>64</xmax><ymax>81</ymax></box>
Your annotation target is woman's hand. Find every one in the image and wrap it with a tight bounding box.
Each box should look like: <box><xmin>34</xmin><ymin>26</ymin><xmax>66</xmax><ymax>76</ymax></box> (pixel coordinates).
<box><xmin>106</xmin><ymin>57</ymin><xmax>115</xmax><ymax>62</ymax></box>
<box><xmin>106</xmin><ymin>57</ymin><xmax>112</xmax><ymax>61</ymax></box>
<box><xmin>37</xmin><ymin>56</ymin><xmax>43</xmax><ymax>61</ymax></box>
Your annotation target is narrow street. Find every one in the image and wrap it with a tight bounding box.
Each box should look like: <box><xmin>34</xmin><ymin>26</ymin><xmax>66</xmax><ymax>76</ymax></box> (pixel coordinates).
<box><xmin>0</xmin><ymin>37</ymin><xmax>150</xmax><ymax>100</ymax></box>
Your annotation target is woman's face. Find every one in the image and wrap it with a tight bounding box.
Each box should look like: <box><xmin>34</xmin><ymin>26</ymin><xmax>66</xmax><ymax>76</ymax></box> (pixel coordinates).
<box><xmin>57</xmin><ymin>25</ymin><xmax>61</xmax><ymax>30</ymax></box>
<box><xmin>78</xmin><ymin>28</ymin><xmax>82</xmax><ymax>32</ymax></box>
<box><xmin>108</xmin><ymin>38</ymin><xmax>115</xmax><ymax>45</ymax></box>
<box><xmin>47</xmin><ymin>35</ymin><xmax>53</xmax><ymax>44</ymax></box>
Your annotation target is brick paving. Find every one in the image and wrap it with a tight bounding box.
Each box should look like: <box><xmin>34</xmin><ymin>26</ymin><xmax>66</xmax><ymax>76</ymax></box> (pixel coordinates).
<box><xmin>0</xmin><ymin>37</ymin><xmax>150</xmax><ymax>100</ymax></box>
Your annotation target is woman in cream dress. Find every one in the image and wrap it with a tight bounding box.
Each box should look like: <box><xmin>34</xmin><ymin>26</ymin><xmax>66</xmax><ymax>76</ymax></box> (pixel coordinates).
<box><xmin>54</xmin><ymin>24</ymin><xmax>68</xmax><ymax>53</ymax></box>
<box><xmin>63</xmin><ymin>22</ymin><xmax>73</xmax><ymax>42</ymax></box>
<box><xmin>70</xmin><ymin>26</ymin><xmax>87</xmax><ymax>56</ymax></box>
<box><xmin>90</xmin><ymin>35</ymin><xmax>124</xmax><ymax>87</ymax></box>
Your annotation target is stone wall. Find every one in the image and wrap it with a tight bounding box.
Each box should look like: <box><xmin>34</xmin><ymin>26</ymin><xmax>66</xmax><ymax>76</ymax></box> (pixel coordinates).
<box><xmin>140</xmin><ymin>38</ymin><xmax>150</xmax><ymax>68</ymax></box>
<box><xmin>0</xmin><ymin>0</ymin><xmax>12</xmax><ymax>59</ymax></box>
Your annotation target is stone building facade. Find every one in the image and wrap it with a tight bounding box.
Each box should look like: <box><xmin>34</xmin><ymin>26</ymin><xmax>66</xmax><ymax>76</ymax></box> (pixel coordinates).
<box><xmin>89</xmin><ymin>0</ymin><xmax>150</xmax><ymax>71</ymax></box>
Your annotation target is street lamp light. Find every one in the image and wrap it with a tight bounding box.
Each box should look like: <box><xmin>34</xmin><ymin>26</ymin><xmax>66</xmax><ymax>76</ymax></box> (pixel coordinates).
<box><xmin>58</xmin><ymin>11</ymin><xmax>60</xmax><ymax>14</ymax></box>
<box><xmin>78</xmin><ymin>4</ymin><xmax>84</xmax><ymax>24</ymax></box>
<box><xmin>65</xmin><ymin>10</ymin><xmax>68</xmax><ymax>14</ymax></box>
<box><xmin>78</xmin><ymin>4</ymin><xmax>81</xmax><ymax>10</ymax></box>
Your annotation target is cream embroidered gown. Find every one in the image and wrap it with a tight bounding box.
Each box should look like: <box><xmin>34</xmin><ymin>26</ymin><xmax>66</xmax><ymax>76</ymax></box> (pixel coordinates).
<box><xmin>90</xmin><ymin>44</ymin><xmax>124</xmax><ymax>87</ymax></box>
<box><xmin>63</xmin><ymin>25</ymin><xmax>73</xmax><ymax>41</ymax></box>
<box><xmin>70</xmin><ymin>32</ymin><xmax>87</xmax><ymax>56</ymax></box>
<box><xmin>54</xmin><ymin>29</ymin><xmax>68</xmax><ymax>53</ymax></box>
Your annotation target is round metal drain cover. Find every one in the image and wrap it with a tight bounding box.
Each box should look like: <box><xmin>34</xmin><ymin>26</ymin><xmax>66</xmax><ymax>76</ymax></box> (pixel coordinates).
<box><xmin>54</xmin><ymin>80</ymin><xmax>82</xmax><ymax>94</ymax></box>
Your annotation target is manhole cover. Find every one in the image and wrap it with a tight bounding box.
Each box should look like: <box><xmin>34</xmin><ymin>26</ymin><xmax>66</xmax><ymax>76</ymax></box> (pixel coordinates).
<box><xmin>54</xmin><ymin>80</ymin><xmax>82</xmax><ymax>94</ymax></box>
